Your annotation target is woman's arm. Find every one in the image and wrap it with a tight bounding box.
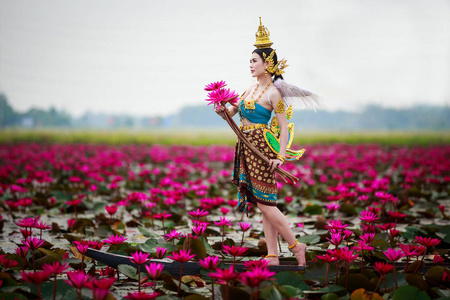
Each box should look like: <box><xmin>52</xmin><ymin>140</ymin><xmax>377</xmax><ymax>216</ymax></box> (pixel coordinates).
<box><xmin>268</xmin><ymin>89</ymin><xmax>288</xmax><ymax>171</ymax></box>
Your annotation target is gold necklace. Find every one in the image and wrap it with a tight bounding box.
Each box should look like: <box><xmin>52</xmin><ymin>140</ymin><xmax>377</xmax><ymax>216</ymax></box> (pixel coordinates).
<box><xmin>244</xmin><ymin>81</ymin><xmax>271</xmax><ymax>111</ymax></box>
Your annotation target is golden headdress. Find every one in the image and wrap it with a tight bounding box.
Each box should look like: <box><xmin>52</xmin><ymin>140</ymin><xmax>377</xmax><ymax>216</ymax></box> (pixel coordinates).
<box><xmin>254</xmin><ymin>17</ymin><xmax>273</xmax><ymax>49</ymax></box>
<box><xmin>254</xmin><ymin>18</ymin><xmax>288</xmax><ymax>76</ymax></box>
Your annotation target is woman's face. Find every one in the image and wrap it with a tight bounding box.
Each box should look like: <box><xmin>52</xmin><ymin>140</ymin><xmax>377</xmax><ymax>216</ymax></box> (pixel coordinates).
<box><xmin>249</xmin><ymin>52</ymin><xmax>267</xmax><ymax>78</ymax></box>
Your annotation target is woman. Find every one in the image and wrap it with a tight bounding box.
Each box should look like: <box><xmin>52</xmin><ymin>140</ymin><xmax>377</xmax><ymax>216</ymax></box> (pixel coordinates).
<box><xmin>215</xmin><ymin>19</ymin><xmax>311</xmax><ymax>267</ymax></box>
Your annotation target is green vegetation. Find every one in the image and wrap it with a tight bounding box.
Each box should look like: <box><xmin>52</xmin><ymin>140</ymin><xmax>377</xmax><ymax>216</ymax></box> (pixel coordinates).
<box><xmin>0</xmin><ymin>129</ymin><xmax>449</xmax><ymax>145</ymax></box>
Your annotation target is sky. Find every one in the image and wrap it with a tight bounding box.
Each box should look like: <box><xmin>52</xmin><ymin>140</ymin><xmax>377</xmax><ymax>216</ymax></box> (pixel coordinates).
<box><xmin>0</xmin><ymin>0</ymin><xmax>449</xmax><ymax>117</ymax></box>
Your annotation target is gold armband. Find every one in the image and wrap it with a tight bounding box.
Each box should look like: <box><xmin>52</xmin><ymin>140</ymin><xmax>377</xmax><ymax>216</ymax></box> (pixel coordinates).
<box><xmin>275</xmin><ymin>99</ymin><xmax>285</xmax><ymax>114</ymax></box>
<box><xmin>276</xmin><ymin>154</ymin><xmax>286</xmax><ymax>164</ymax></box>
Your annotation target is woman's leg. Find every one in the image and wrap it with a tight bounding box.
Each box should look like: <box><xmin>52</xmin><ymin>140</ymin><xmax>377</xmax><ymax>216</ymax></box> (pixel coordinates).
<box><xmin>262</xmin><ymin>213</ymin><xmax>279</xmax><ymax>266</ymax></box>
<box><xmin>257</xmin><ymin>203</ymin><xmax>306</xmax><ymax>266</ymax></box>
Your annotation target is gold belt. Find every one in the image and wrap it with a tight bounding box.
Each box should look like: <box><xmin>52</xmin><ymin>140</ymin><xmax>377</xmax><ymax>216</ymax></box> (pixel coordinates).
<box><xmin>240</xmin><ymin>124</ymin><xmax>268</xmax><ymax>131</ymax></box>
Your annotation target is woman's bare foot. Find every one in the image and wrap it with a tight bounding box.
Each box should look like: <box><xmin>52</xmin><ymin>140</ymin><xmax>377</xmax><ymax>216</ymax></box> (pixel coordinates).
<box><xmin>291</xmin><ymin>243</ymin><xmax>306</xmax><ymax>266</ymax></box>
<box><xmin>264</xmin><ymin>255</ymin><xmax>279</xmax><ymax>266</ymax></box>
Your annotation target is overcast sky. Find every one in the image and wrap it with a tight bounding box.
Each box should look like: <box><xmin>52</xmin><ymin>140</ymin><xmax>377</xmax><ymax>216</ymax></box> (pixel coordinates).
<box><xmin>1</xmin><ymin>0</ymin><xmax>449</xmax><ymax>117</ymax></box>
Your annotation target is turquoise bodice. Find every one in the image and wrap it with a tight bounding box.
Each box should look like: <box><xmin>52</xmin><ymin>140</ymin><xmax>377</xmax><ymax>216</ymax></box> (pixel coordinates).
<box><xmin>238</xmin><ymin>101</ymin><xmax>272</xmax><ymax>124</ymax></box>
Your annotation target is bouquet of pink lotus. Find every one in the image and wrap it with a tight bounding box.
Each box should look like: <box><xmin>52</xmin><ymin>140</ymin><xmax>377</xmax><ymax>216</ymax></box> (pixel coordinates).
<box><xmin>204</xmin><ymin>81</ymin><xmax>240</xmax><ymax>109</ymax></box>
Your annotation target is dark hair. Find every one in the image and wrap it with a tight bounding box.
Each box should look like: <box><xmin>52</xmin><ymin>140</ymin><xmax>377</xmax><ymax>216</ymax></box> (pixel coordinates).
<box><xmin>252</xmin><ymin>48</ymin><xmax>284</xmax><ymax>81</ymax></box>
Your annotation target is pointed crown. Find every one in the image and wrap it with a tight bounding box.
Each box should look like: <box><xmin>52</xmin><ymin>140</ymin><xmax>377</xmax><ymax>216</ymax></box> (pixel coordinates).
<box><xmin>254</xmin><ymin>17</ymin><xmax>273</xmax><ymax>49</ymax></box>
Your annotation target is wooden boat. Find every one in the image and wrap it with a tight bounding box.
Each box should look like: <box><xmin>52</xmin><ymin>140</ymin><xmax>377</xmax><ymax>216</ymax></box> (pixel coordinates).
<box><xmin>85</xmin><ymin>248</ymin><xmax>307</xmax><ymax>277</ymax></box>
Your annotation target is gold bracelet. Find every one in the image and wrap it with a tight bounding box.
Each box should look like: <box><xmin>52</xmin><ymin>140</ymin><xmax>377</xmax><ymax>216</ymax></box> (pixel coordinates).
<box><xmin>276</xmin><ymin>154</ymin><xmax>286</xmax><ymax>164</ymax></box>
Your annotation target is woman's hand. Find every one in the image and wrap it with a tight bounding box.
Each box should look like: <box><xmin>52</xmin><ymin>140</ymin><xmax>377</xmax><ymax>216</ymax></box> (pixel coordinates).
<box><xmin>215</xmin><ymin>106</ymin><xmax>227</xmax><ymax>119</ymax></box>
<box><xmin>269</xmin><ymin>158</ymin><xmax>284</xmax><ymax>172</ymax></box>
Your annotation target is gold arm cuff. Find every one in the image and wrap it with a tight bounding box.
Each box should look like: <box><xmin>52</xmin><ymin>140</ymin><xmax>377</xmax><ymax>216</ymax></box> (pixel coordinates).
<box><xmin>276</xmin><ymin>154</ymin><xmax>286</xmax><ymax>164</ymax></box>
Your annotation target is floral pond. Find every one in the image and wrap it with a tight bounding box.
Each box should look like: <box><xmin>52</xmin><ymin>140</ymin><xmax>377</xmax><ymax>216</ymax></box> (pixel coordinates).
<box><xmin>0</xmin><ymin>143</ymin><xmax>449</xmax><ymax>300</ymax></box>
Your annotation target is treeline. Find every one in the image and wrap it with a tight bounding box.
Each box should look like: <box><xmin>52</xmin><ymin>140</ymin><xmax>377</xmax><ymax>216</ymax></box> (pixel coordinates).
<box><xmin>1</xmin><ymin>93</ymin><xmax>449</xmax><ymax>130</ymax></box>
<box><xmin>167</xmin><ymin>104</ymin><xmax>450</xmax><ymax>131</ymax></box>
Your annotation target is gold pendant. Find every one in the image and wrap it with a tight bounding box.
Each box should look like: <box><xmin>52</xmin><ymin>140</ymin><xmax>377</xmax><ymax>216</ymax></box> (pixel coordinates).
<box><xmin>244</xmin><ymin>100</ymin><xmax>256</xmax><ymax>110</ymax></box>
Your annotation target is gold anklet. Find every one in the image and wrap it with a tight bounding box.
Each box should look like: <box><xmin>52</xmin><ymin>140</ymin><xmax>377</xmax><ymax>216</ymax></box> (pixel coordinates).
<box><xmin>265</xmin><ymin>254</ymin><xmax>278</xmax><ymax>258</ymax></box>
<box><xmin>288</xmin><ymin>240</ymin><xmax>298</xmax><ymax>249</ymax></box>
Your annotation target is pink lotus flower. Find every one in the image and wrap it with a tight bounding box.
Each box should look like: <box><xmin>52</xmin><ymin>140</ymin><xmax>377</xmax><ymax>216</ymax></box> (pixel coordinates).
<box><xmin>105</xmin><ymin>204</ymin><xmax>118</xmax><ymax>215</ymax></box>
<box><xmin>164</xmin><ymin>230</ymin><xmax>182</xmax><ymax>242</ymax></box>
<box><xmin>360</xmin><ymin>233</ymin><xmax>375</xmax><ymax>244</ymax></box>
<box><xmin>433</xmin><ymin>255</ymin><xmax>445</xmax><ymax>263</ymax></box>
<box><xmin>243</xmin><ymin>259</ymin><xmax>269</xmax><ymax>270</ymax></box>
<box><xmin>209</xmin><ymin>266</ymin><xmax>240</xmax><ymax>284</ymax></box>
<box><xmin>103</xmin><ymin>234</ymin><xmax>128</xmax><ymax>246</ymax></box>
<box><xmin>15</xmin><ymin>246</ymin><xmax>29</xmax><ymax>258</ymax></box>
<box><xmin>168</xmin><ymin>249</ymin><xmax>196</xmax><ymax>263</ymax></box>
<box><xmin>74</xmin><ymin>241</ymin><xmax>89</xmax><ymax>255</ymax></box>
<box><xmin>156</xmin><ymin>247</ymin><xmax>167</xmax><ymax>259</ymax></box>
<box><xmin>192</xmin><ymin>225</ymin><xmax>206</xmax><ymax>236</ymax></box>
<box><xmin>359</xmin><ymin>210</ymin><xmax>379</xmax><ymax>223</ymax></box>
<box><xmin>187</xmin><ymin>208</ymin><xmax>209</xmax><ymax>219</ymax></box>
<box><xmin>66</xmin><ymin>270</ymin><xmax>90</xmax><ymax>289</ymax></box>
<box><xmin>21</xmin><ymin>269</ymin><xmax>51</xmax><ymax>284</ymax></box>
<box><xmin>336</xmin><ymin>247</ymin><xmax>358</xmax><ymax>262</ymax></box>
<box><xmin>0</xmin><ymin>255</ymin><xmax>18</xmax><ymax>269</ymax></box>
<box><xmin>200</xmin><ymin>256</ymin><xmax>222</xmax><ymax>270</ymax></box>
<box><xmin>316</xmin><ymin>253</ymin><xmax>338</xmax><ymax>263</ymax></box>
<box><xmin>239</xmin><ymin>267</ymin><xmax>275</xmax><ymax>288</ymax></box>
<box><xmin>352</xmin><ymin>240</ymin><xmax>375</xmax><ymax>252</ymax></box>
<box><xmin>387</xmin><ymin>211</ymin><xmax>407</xmax><ymax>219</ymax></box>
<box><xmin>223</xmin><ymin>245</ymin><xmax>248</xmax><ymax>257</ymax></box>
<box><xmin>376</xmin><ymin>223</ymin><xmax>396</xmax><ymax>231</ymax></box>
<box><xmin>91</xmin><ymin>288</ymin><xmax>110</xmax><ymax>300</ymax></box>
<box><xmin>325</xmin><ymin>219</ymin><xmax>348</xmax><ymax>231</ymax></box>
<box><xmin>399</xmin><ymin>243</ymin><xmax>425</xmax><ymax>257</ymax></box>
<box><xmin>145</xmin><ymin>262</ymin><xmax>164</xmax><ymax>281</ymax></box>
<box><xmin>415</xmin><ymin>236</ymin><xmax>441</xmax><ymax>247</ymax></box>
<box><xmin>15</xmin><ymin>217</ymin><xmax>38</xmax><ymax>228</ymax></box>
<box><xmin>374</xmin><ymin>262</ymin><xmax>394</xmax><ymax>275</ymax></box>
<box><xmin>204</xmin><ymin>80</ymin><xmax>227</xmax><ymax>91</ymax></box>
<box><xmin>103</xmin><ymin>234</ymin><xmax>128</xmax><ymax>254</ymax></box>
<box><xmin>42</xmin><ymin>261</ymin><xmax>69</xmax><ymax>275</ymax></box>
<box><xmin>88</xmin><ymin>241</ymin><xmax>105</xmax><ymax>250</ymax></box>
<box><xmin>130</xmin><ymin>251</ymin><xmax>152</xmax><ymax>265</ymax></box>
<box><xmin>383</xmin><ymin>248</ymin><xmax>404</xmax><ymax>262</ymax></box>
<box><xmin>327</xmin><ymin>233</ymin><xmax>344</xmax><ymax>247</ymax></box>
<box><xmin>223</xmin><ymin>245</ymin><xmax>248</xmax><ymax>269</ymax></box>
<box><xmin>99</xmin><ymin>267</ymin><xmax>117</xmax><ymax>277</ymax></box>
<box><xmin>34</xmin><ymin>221</ymin><xmax>51</xmax><ymax>230</ymax></box>
<box><xmin>239</xmin><ymin>222</ymin><xmax>252</xmax><ymax>231</ymax></box>
<box><xmin>205</xmin><ymin>88</ymin><xmax>239</xmax><ymax>109</ymax></box>
<box><xmin>153</xmin><ymin>211</ymin><xmax>172</xmax><ymax>220</ymax></box>
<box><xmin>214</xmin><ymin>217</ymin><xmax>232</xmax><ymax>227</ymax></box>
<box><xmin>124</xmin><ymin>291</ymin><xmax>161</xmax><ymax>300</ymax></box>
<box><xmin>22</xmin><ymin>237</ymin><xmax>45</xmax><ymax>250</ymax></box>
<box><xmin>325</xmin><ymin>203</ymin><xmax>340</xmax><ymax>213</ymax></box>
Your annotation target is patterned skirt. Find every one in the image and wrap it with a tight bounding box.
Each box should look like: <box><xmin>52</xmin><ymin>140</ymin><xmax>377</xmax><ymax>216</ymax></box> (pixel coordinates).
<box><xmin>232</xmin><ymin>127</ymin><xmax>278</xmax><ymax>212</ymax></box>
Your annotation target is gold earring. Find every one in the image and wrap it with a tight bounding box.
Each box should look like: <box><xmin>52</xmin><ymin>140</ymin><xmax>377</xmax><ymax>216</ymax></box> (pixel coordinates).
<box><xmin>265</xmin><ymin>69</ymin><xmax>268</xmax><ymax>77</ymax></box>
